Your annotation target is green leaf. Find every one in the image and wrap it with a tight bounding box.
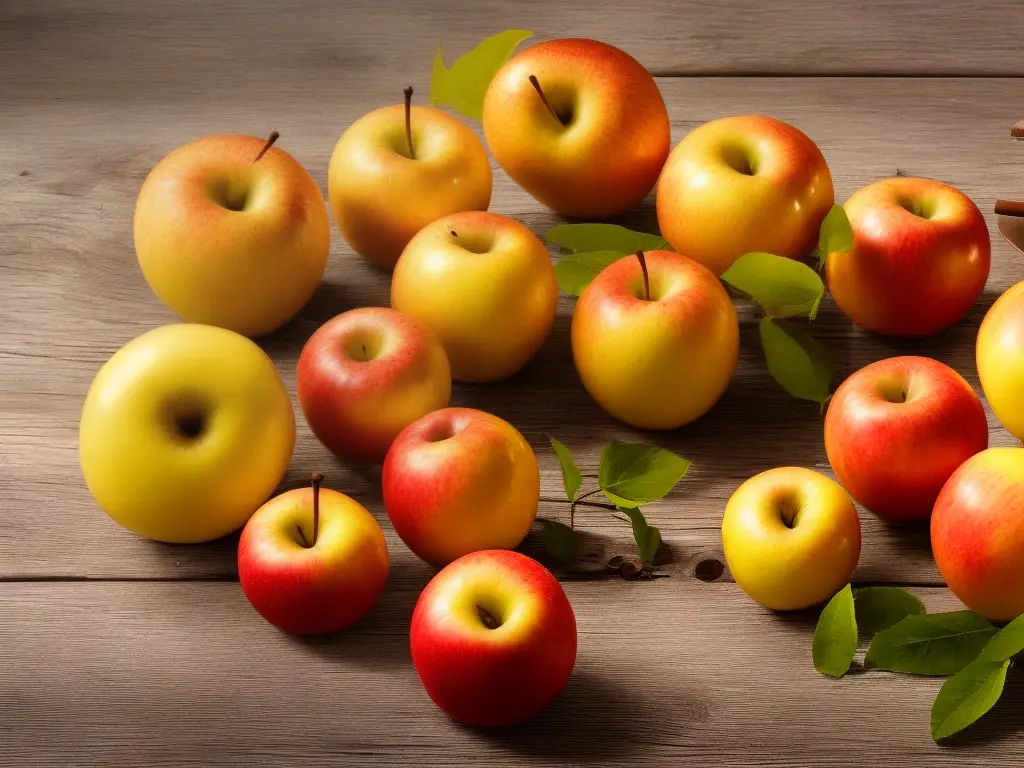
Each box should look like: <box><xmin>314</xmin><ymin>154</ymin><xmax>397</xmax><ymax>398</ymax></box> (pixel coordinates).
<box><xmin>853</xmin><ymin>587</ymin><xmax>927</xmax><ymax>635</ymax></box>
<box><xmin>864</xmin><ymin>611</ymin><xmax>997</xmax><ymax>676</ymax></box>
<box><xmin>812</xmin><ymin>585</ymin><xmax>858</xmax><ymax>678</ymax></box>
<box><xmin>617</xmin><ymin>507</ymin><xmax>662</xmax><ymax>568</ymax></box>
<box><xmin>931</xmin><ymin>658</ymin><xmax>1010</xmax><ymax>741</ymax></box>
<box><xmin>547</xmin><ymin>436</ymin><xmax>582</xmax><ymax>501</ymax></box>
<box><xmin>429</xmin><ymin>30</ymin><xmax>533</xmax><ymax>120</ymax></box>
<box><xmin>554</xmin><ymin>251</ymin><xmax>625</xmax><ymax>296</ymax></box>
<box><xmin>597</xmin><ymin>443</ymin><xmax>691</xmax><ymax>509</ymax></box>
<box><xmin>720</xmin><ymin>251</ymin><xmax>825</xmax><ymax>320</ymax></box>
<box><xmin>546</xmin><ymin>223</ymin><xmax>668</xmax><ymax>255</ymax></box>
<box><xmin>758</xmin><ymin>318</ymin><xmax>833</xmax><ymax>405</ymax></box>
<box><xmin>817</xmin><ymin>204</ymin><xmax>854</xmax><ymax>270</ymax></box>
<box><xmin>537</xmin><ymin>518</ymin><xmax>578</xmax><ymax>564</ymax></box>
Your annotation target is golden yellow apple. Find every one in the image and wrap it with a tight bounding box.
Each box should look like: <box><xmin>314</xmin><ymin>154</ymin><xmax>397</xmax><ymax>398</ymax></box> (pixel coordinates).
<box><xmin>977</xmin><ymin>280</ymin><xmax>1024</xmax><ymax>440</ymax></box>
<box><xmin>329</xmin><ymin>90</ymin><xmax>492</xmax><ymax>270</ymax></box>
<box><xmin>391</xmin><ymin>211</ymin><xmax>558</xmax><ymax>382</ymax></box>
<box><xmin>134</xmin><ymin>133</ymin><xmax>330</xmax><ymax>337</ymax></box>
<box><xmin>721</xmin><ymin>467</ymin><xmax>861</xmax><ymax>611</ymax></box>
<box><xmin>79</xmin><ymin>324</ymin><xmax>295</xmax><ymax>543</ymax></box>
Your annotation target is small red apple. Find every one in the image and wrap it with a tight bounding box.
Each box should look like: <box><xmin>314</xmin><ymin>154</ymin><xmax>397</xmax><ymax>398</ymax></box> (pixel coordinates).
<box><xmin>410</xmin><ymin>550</ymin><xmax>577</xmax><ymax>727</ymax></box>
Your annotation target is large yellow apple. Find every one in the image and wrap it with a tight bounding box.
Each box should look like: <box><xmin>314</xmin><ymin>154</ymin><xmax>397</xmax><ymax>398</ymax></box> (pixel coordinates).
<box><xmin>977</xmin><ymin>280</ymin><xmax>1024</xmax><ymax>439</ymax></box>
<box><xmin>721</xmin><ymin>467</ymin><xmax>861</xmax><ymax>611</ymax></box>
<box><xmin>79</xmin><ymin>324</ymin><xmax>295</xmax><ymax>543</ymax></box>
<box><xmin>656</xmin><ymin>116</ymin><xmax>834</xmax><ymax>276</ymax></box>
<box><xmin>571</xmin><ymin>250</ymin><xmax>738</xmax><ymax>429</ymax></box>
<box><xmin>134</xmin><ymin>133</ymin><xmax>330</xmax><ymax>337</ymax></box>
<box><xmin>391</xmin><ymin>211</ymin><xmax>558</xmax><ymax>382</ymax></box>
<box><xmin>329</xmin><ymin>92</ymin><xmax>492</xmax><ymax>270</ymax></box>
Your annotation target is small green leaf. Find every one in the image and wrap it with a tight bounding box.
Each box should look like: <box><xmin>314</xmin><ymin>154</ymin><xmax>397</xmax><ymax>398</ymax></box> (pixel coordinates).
<box><xmin>813</xmin><ymin>585</ymin><xmax>857</xmax><ymax>678</ymax></box>
<box><xmin>547</xmin><ymin>223</ymin><xmax>668</xmax><ymax>255</ymax></box>
<box><xmin>537</xmin><ymin>518</ymin><xmax>578</xmax><ymax>564</ymax></box>
<box><xmin>817</xmin><ymin>204</ymin><xmax>854</xmax><ymax>270</ymax></box>
<box><xmin>429</xmin><ymin>30</ymin><xmax>533</xmax><ymax>119</ymax></box>
<box><xmin>547</xmin><ymin>436</ymin><xmax>582</xmax><ymax>501</ymax></box>
<box><xmin>853</xmin><ymin>587</ymin><xmax>927</xmax><ymax>635</ymax></box>
<box><xmin>598</xmin><ymin>443</ymin><xmax>691</xmax><ymax>509</ymax></box>
<box><xmin>554</xmin><ymin>251</ymin><xmax>625</xmax><ymax>296</ymax></box>
<box><xmin>617</xmin><ymin>507</ymin><xmax>662</xmax><ymax>568</ymax></box>
<box><xmin>758</xmin><ymin>318</ymin><xmax>833</xmax><ymax>405</ymax></box>
<box><xmin>931</xmin><ymin>658</ymin><xmax>1010</xmax><ymax>741</ymax></box>
<box><xmin>865</xmin><ymin>611</ymin><xmax>997</xmax><ymax>675</ymax></box>
<box><xmin>976</xmin><ymin>613</ymin><xmax>1024</xmax><ymax>663</ymax></box>
<box><xmin>721</xmin><ymin>251</ymin><xmax>825</xmax><ymax>320</ymax></box>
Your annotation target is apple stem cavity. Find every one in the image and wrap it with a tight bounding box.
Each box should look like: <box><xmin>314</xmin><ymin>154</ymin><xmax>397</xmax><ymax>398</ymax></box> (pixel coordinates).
<box><xmin>528</xmin><ymin>75</ymin><xmax>568</xmax><ymax>126</ymax></box>
<box><xmin>311</xmin><ymin>472</ymin><xmax>324</xmax><ymax>546</ymax></box>
<box><xmin>636</xmin><ymin>250</ymin><xmax>651</xmax><ymax>301</ymax></box>
<box><xmin>995</xmin><ymin>200</ymin><xmax>1024</xmax><ymax>219</ymax></box>
<box><xmin>476</xmin><ymin>605</ymin><xmax>501</xmax><ymax>630</ymax></box>
<box><xmin>254</xmin><ymin>131</ymin><xmax>280</xmax><ymax>163</ymax></box>
<box><xmin>403</xmin><ymin>86</ymin><xmax>416</xmax><ymax>159</ymax></box>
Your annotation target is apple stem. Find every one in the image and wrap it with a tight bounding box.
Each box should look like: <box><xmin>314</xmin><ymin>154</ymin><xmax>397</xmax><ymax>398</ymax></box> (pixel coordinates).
<box><xmin>311</xmin><ymin>472</ymin><xmax>324</xmax><ymax>546</ymax></box>
<box><xmin>403</xmin><ymin>86</ymin><xmax>416</xmax><ymax>159</ymax></box>
<box><xmin>636</xmin><ymin>250</ymin><xmax>651</xmax><ymax>301</ymax></box>
<box><xmin>528</xmin><ymin>75</ymin><xmax>567</xmax><ymax>126</ymax></box>
<box><xmin>995</xmin><ymin>200</ymin><xmax>1024</xmax><ymax>218</ymax></box>
<box><xmin>476</xmin><ymin>605</ymin><xmax>501</xmax><ymax>630</ymax></box>
<box><xmin>254</xmin><ymin>131</ymin><xmax>280</xmax><ymax>163</ymax></box>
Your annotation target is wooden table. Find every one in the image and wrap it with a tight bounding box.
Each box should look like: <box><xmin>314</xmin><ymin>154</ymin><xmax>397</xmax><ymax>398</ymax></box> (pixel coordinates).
<box><xmin>4</xmin><ymin>2</ymin><xmax>1024</xmax><ymax>765</ymax></box>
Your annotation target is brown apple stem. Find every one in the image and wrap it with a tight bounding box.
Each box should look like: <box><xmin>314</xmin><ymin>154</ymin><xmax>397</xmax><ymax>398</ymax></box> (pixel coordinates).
<box><xmin>476</xmin><ymin>605</ymin><xmax>501</xmax><ymax>630</ymax></box>
<box><xmin>636</xmin><ymin>250</ymin><xmax>651</xmax><ymax>301</ymax></box>
<box><xmin>403</xmin><ymin>86</ymin><xmax>416</xmax><ymax>159</ymax></box>
<box><xmin>1011</xmin><ymin>120</ymin><xmax>1024</xmax><ymax>138</ymax></box>
<box><xmin>311</xmin><ymin>472</ymin><xmax>324</xmax><ymax>546</ymax></box>
<box><xmin>254</xmin><ymin>131</ymin><xmax>280</xmax><ymax>163</ymax></box>
<box><xmin>996</xmin><ymin>200</ymin><xmax>1024</xmax><ymax>218</ymax></box>
<box><xmin>528</xmin><ymin>75</ymin><xmax>567</xmax><ymax>126</ymax></box>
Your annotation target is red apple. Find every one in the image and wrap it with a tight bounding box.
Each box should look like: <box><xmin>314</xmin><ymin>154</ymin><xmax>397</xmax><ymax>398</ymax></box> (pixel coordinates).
<box><xmin>410</xmin><ymin>549</ymin><xmax>577</xmax><ymax>726</ymax></box>
<box><xmin>824</xmin><ymin>356</ymin><xmax>988</xmax><ymax>522</ymax></box>
<box><xmin>238</xmin><ymin>474</ymin><xmax>390</xmax><ymax>635</ymax></box>
<box><xmin>382</xmin><ymin>407</ymin><xmax>539</xmax><ymax>566</ymax></box>
<box><xmin>825</xmin><ymin>177</ymin><xmax>991</xmax><ymax>337</ymax></box>
<box><xmin>297</xmin><ymin>307</ymin><xmax>451</xmax><ymax>463</ymax></box>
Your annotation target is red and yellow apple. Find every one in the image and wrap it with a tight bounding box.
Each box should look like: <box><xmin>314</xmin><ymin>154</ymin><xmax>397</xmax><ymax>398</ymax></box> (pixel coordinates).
<box><xmin>328</xmin><ymin>92</ymin><xmax>492</xmax><ymax>270</ymax></box>
<box><xmin>410</xmin><ymin>549</ymin><xmax>577</xmax><ymax>727</ymax></box>
<box><xmin>297</xmin><ymin>307</ymin><xmax>451</xmax><ymax>463</ymax></box>
<box><xmin>391</xmin><ymin>211</ymin><xmax>558</xmax><ymax>382</ymax></box>
<box><xmin>721</xmin><ymin>467</ymin><xmax>861</xmax><ymax>611</ymax></box>
<box><xmin>134</xmin><ymin>133</ymin><xmax>330</xmax><ymax>337</ymax></box>
<box><xmin>482</xmin><ymin>38</ymin><xmax>670</xmax><ymax>219</ymax></box>
<box><xmin>238</xmin><ymin>474</ymin><xmax>389</xmax><ymax>635</ymax></box>
<box><xmin>824</xmin><ymin>356</ymin><xmax>988</xmax><ymax>523</ymax></box>
<box><xmin>571</xmin><ymin>250</ymin><xmax>738</xmax><ymax>429</ymax></box>
<box><xmin>656</xmin><ymin>116</ymin><xmax>834</xmax><ymax>276</ymax></box>
<box><xmin>825</xmin><ymin>177</ymin><xmax>990</xmax><ymax>337</ymax></box>
<box><xmin>382</xmin><ymin>407</ymin><xmax>539</xmax><ymax>566</ymax></box>
<box><xmin>932</xmin><ymin>447</ymin><xmax>1024</xmax><ymax>621</ymax></box>
<box><xmin>79</xmin><ymin>323</ymin><xmax>295</xmax><ymax>543</ymax></box>
<box><xmin>977</xmin><ymin>280</ymin><xmax>1024</xmax><ymax>440</ymax></box>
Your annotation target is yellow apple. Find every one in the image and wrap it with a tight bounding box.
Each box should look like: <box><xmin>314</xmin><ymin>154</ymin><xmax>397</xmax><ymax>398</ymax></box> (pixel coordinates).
<box><xmin>328</xmin><ymin>90</ymin><xmax>492</xmax><ymax>270</ymax></box>
<box><xmin>977</xmin><ymin>280</ymin><xmax>1024</xmax><ymax>440</ymax></box>
<box><xmin>79</xmin><ymin>324</ymin><xmax>295</xmax><ymax>543</ymax></box>
<box><xmin>721</xmin><ymin>467</ymin><xmax>861</xmax><ymax>611</ymax></box>
<box><xmin>391</xmin><ymin>211</ymin><xmax>558</xmax><ymax>382</ymax></box>
<box><xmin>134</xmin><ymin>133</ymin><xmax>330</xmax><ymax>337</ymax></box>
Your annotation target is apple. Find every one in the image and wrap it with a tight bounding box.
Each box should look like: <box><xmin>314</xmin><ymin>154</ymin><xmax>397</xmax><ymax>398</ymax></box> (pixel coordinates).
<box><xmin>79</xmin><ymin>323</ymin><xmax>295</xmax><ymax>543</ymax></box>
<box><xmin>656</xmin><ymin>116</ymin><xmax>834</xmax><ymax>276</ymax></box>
<box><xmin>824</xmin><ymin>356</ymin><xmax>988</xmax><ymax>523</ymax></box>
<box><xmin>296</xmin><ymin>307</ymin><xmax>451</xmax><ymax>463</ymax></box>
<box><xmin>932</xmin><ymin>448</ymin><xmax>1024</xmax><ymax>621</ymax></box>
<box><xmin>391</xmin><ymin>211</ymin><xmax>558</xmax><ymax>383</ymax></box>
<box><xmin>571</xmin><ymin>250</ymin><xmax>738</xmax><ymax>430</ymax></box>
<box><xmin>410</xmin><ymin>549</ymin><xmax>577</xmax><ymax>727</ymax></box>
<box><xmin>977</xmin><ymin>280</ymin><xmax>1024</xmax><ymax>440</ymax></box>
<box><xmin>826</xmin><ymin>177</ymin><xmax>991</xmax><ymax>337</ymax></box>
<box><xmin>382</xmin><ymin>407</ymin><xmax>539</xmax><ymax>567</ymax></box>
<box><xmin>329</xmin><ymin>87</ymin><xmax>492</xmax><ymax>270</ymax></box>
<box><xmin>238</xmin><ymin>473</ymin><xmax>390</xmax><ymax>634</ymax></box>
<box><xmin>134</xmin><ymin>132</ymin><xmax>330</xmax><ymax>337</ymax></box>
<box><xmin>721</xmin><ymin>466</ymin><xmax>861</xmax><ymax>611</ymax></box>
<box><xmin>482</xmin><ymin>38</ymin><xmax>670</xmax><ymax>219</ymax></box>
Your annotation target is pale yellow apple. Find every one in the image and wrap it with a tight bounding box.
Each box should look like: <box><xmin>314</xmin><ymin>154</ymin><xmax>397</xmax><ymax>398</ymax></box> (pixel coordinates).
<box><xmin>391</xmin><ymin>211</ymin><xmax>558</xmax><ymax>382</ymax></box>
<box><xmin>721</xmin><ymin>467</ymin><xmax>861</xmax><ymax>611</ymax></box>
<box><xmin>134</xmin><ymin>133</ymin><xmax>330</xmax><ymax>337</ymax></box>
<box><xmin>977</xmin><ymin>280</ymin><xmax>1024</xmax><ymax>440</ymax></box>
